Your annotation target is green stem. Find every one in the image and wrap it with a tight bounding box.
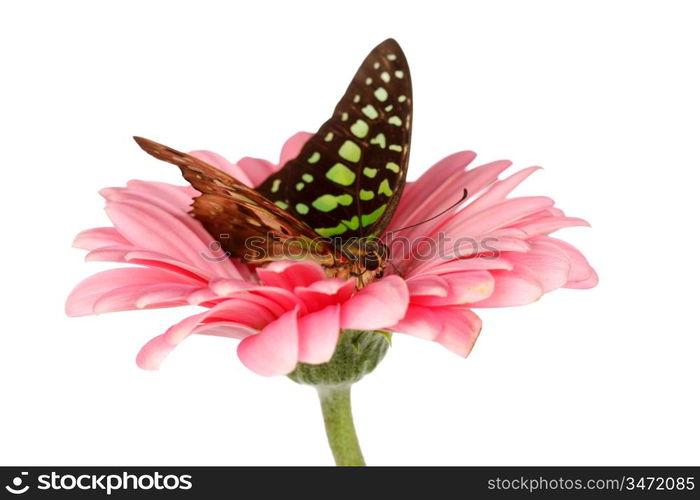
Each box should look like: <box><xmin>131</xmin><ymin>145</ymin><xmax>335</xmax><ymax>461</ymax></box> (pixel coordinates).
<box><xmin>317</xmin><ymin>384</ymin><xmax>365</xmax><ymax>466</ymax></box>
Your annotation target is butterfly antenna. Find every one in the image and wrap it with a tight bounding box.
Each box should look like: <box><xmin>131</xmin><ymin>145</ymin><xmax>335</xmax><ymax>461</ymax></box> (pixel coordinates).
<box><xmin>387</xmin><ymin>188</ymin><xmax>468</xmax><ymax>235</ymax></box>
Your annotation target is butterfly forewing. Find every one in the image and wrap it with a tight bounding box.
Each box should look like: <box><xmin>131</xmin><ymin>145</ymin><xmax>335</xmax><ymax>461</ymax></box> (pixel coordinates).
<box><xmin>257</xmin><ymin>38</ymin><xmax>412</xmax><ymax>240</ymax></box>
<box><xmin>133</xmin><ymin>137</ymin><xmax>332</xmax><ymax>264</ymax></box>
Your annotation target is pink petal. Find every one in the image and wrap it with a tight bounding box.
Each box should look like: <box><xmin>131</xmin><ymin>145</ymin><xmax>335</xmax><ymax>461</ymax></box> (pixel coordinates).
<box><xmin>248</xmin><ymin>286</ymin><xmax>306</xmax><ymax>315</ymax></box>
<box><xmin>565</xmin><ymin>269</ymin><xmax>599</xmax><ymax>289</ymax></box>
<box><xmin>73</xmin><ymin>227</ymin><xmax>130</xmax><ymax>250</ymax></box>
<box><xmin>471</xmin><ymin>270</ymin><xmax>543</xmax><ymax>307</ymax></box>
<box><xmin>134</xmin><ymin>286</ymin><xmax>209</xmax><ymax>309</ymax></box>
<box><xmin>186</xmin><ymin>288</ymin><xmax>220</xmax><ymax>305</ymax></box>
<box><xmin>503</xmin><ymin>242</ymin><xmax>571</xmax><ymax>293</ymax></box>
<box><xmin>340</xmin><ymin>276</ymin><xmax>409</xmax><ymax>330</ymax></box>
<box><xmin>195</xmin><ymin>322</ymin><xmax>258</xmax><ymax>339</ymax></box>
<box><xmin>393</xmin><ymin>306</ymin><xmax>482</xmax><ymax>356</ymax></box>
<box><xmin>209</xmin><ymin>278</ymin><xmax>256</xmax><ymax>296</ymax></box>
<box><xmin>408</xmin><ymin>253</ymin><xmax>515</xmax><ymax>277</ymax></box>
<box><xmin>540</xmin><ymin>236</ymin><xmax>598</xmax><ymax>288</ymax></box>
<box><xmin>392</xmin><ymin>305</ymin><xmax>438</xmax><ymax>341</ymax></box>
<box><xmin>93</xmin><ymin>283</ymin><xmax>195</xmax><ymax>313</ymax></box>
<box><xmin>137</xmin><ymin>335</ymin><xmax>177</xmax><ymax>371</ymax></box>
<box><xmin>406</xmin><ymin>275</ymin><xmax>449</xmax><ymax>297</ymax></box>
<box><xmin>441</xmin><ymin>196</ymin><xmax>555</xmax><ymax>237</ymax></box>
<box><xmin>278</xmin><ymin>132</ymin><xmax>313</xmax><ymax>167</ymax></box>
<box><xmin>412</xmin><ymin>271</ymin><xmax>495</xmax><ymax>306</ymax></box>
<box><xmin>237</xmin><ymin>307</ymin><xmax>300</xmax><ymax>376</ymax></box>
<box><xmin>457</xmin><ymin>167</ymin><xmax>542</xmax><ymax>218</ymax></box>
<box><xmin>124</xmin><ymin>249</ymin><xmax>220</xmax><ymax>281</ymax></box>
<box><xmin>165</xmin><ymin>298</ymin><xmax>277</xmax><ymax>345</ymax></box>
<box><xmin>104</xmin><ymin>199</ymin><xmax>226</xmax><ymax>278</ymax></box>
<box><xmin>135</xmin><ymin>310</ymin><xmax>207</xmax><ymax>370</ymax></box>
<box><xmin>297</xmin><ymin>304</ymin><xmax>341</xmax><ymax>364</ymax></box>
<box><xmin>137</xmin><ymin>294</ymin><xmax>286</xmax><ymax>371</ymax></box>
<box><xmin>237</xmin><ymin>157</ymin><xmax>279</xmax><ymax>188</ymax></box>
<box><xmin>404</xmin><ymin>234</ymin><xmax>530</xmax><ymax>275</ymax></box>
<box><xmin>294</xmin><ymin>279</ymin><xmax>355</xmax><ymax>313</ymax></box>
<box><xmin>84</xmin><ymin>246</ymin><xmax>229</xmax><ymax>284</ymax></box>
<box><xmin>395</xmin><ymin>159</ymin><xmax>513</xmax><ymax>241</ymax></box>
<box><xmin>392</xmin><ymin>151</ymin><xmax>478</xmax><ymax>227</ymax></box>
<box><xmin>66</xmin><ymin>267</ymin><xmax>201</xmax><ymax>316</ymax></box>
<box><xmin>136</xmin><ymin>310</ymin><xmax>256</xmax><ymax>371</ymax></box>
<box><xmin>190</xmin><ymin>150</ymin><xmax>255</xmax><ymax>187</ymax></box>
<box><xmin>101</xmin><ymin>181</ymin><xmax>195</xmax><ymax>215</ymax></box>
<box><xmin>515</xmin><ymin>216</ymin><xmax>590</xmax><ymax>236</ymax></box>
<box><xmin>435</xmin><ymin>308</ymin><xmax>483</xmax><ymax>356</ymax></box>
<box><xmin>257</xmin><ymin>260</ymin><xmax>327</xmax><ymax>290</ymax></box>
<box><xmin>85</xmin><ymin>246</ymin><xmax>135</xmax><ymax>263</ymax></box>
<box><xmin>84</xmin><ymin>181</ymin><xmax>246</xmax><ymax>280</ymax></box>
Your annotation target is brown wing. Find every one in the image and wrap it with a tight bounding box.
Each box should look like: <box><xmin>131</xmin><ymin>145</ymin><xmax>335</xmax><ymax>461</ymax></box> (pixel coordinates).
<box><xmin>133</xmin><ymin>137</ymin><xmax>332</xmax><ymax>263</ymax></box>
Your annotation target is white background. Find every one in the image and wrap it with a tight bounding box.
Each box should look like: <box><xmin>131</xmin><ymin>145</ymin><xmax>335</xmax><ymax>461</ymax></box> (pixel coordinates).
<box><xmin>1</xmin><ymin>0</ymin><xmax>698</xmax><ymax>466</ymax></box>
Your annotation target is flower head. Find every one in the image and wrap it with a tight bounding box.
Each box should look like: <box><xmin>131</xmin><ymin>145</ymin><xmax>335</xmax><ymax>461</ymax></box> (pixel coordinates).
<box><xmin>67</xmin><ymin>133</ymin><xmax>596</xmax><ymax>375</ymax></box>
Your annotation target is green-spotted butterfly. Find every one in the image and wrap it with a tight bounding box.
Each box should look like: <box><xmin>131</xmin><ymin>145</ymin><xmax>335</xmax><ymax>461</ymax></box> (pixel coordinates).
<box><xmin>135</xmin><ymin>38</ymin><xmax>412</xmax><ymax>287</ymax></box>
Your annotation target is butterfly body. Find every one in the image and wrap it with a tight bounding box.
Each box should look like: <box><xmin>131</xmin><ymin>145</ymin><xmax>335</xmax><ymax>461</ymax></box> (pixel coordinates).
<box><xmin>324</xmin><ymin>238</ymin><xmax>388</xmax><ymax>284</ymax></box>
<box><xmin>135</xmin><ymin>39</ymin><xmax>411</xmax><ymax>289</ymax></box>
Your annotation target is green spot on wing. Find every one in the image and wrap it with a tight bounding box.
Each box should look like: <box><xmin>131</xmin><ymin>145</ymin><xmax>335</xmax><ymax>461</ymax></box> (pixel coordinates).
<box><xmin>342</xmin><ymin>215</ymin><xmax>360</xmax><ymax>230</ymax></box>
<box><xmin>350</xmin><ymin>119</ymin><xmax>369</xmax><ymax>139</ymax></box>
<box><xmin>311</xmin><ymin>193</ymin><xmax>353</xmax><ymax>212</ymax></box>
<box><xmin>302</xmin><ymin>173</ymin><xmax>314</xmax><ymax>182</ymax></box>
<box><xmin>389</xmin><ymin>144</ymin><xmax>403</xmax><ymax>152</ymax></box>
<box><xmin>312</xmin><ymin>195</ymin><xmax>338</xmax><ymax>212</ymax></box>
<box><xmin>388</xmin><ymin>116</ymin><xmax>402</xmax><ymax>126</ymax></box>
<box><xmin>315</xmin><ymin>223</ymin><xmax>348</xmax><ymax>237</ymax></box>
<box><xmin>296</xmin><ymin>203</ymin><xmax>309</xmax><ymax>214</ymax></box>
<box><xmin>296</xmin><ymin>182</ymin><xmax>304</xmax><ymax>191</ymax></box>
<box><xmin>386</xmin><ymin>161</ymin><xmax>400</xmax><ymax>173</ymax></box>
<box><xmin>360</xmin><ymin>189</ymin><xmax>375</xmax><ymax>200</ymax></box>
<box><xmin>362</xmin><ymin>104</ymin><xmax>378</xmax><ymax>119</ymax></box>
<box><xmin>361</xmin><ymin>204</ymin><xmax>387</xmax><ymax>227</ymax></box>
<box><xmin>338</xmin><ymin>140</ymin><xmax>361</xmax><ymax>163</ymax></box>
<box><xmin>370</xmin><ymin>133</ymin><xmax>386</xmax><ymax>149</ymax></box>
<box><xmin>374</xmin><ymin>87</ymin><xmax>388</xmax><ymax>102</ymax></box>
<box><xmin>271</xmin><ymin>179</ymin><xmax>281</xmax><ymax>193</ymax></box>
<box><xmin>363</xmin><ymin>167</ymin><xmax>378</xmax><ymax>178</ymax></box>
<box><xmin>274</xmin><ymin>200</ymin><xmax>288</xmax><ymax>210</ymax></box>
<box><xmin>336</xmin><ymin>194</ymin><xmax>353</xmax><ymax>206</ymax></box>
<box><xmin>378</xmin><ymin>178</ymin><xmax>393</xmax><ymax>197</ymax></box>
<box><xmin>326</xmin><ymin>163</ymin><xmax>356</xmax><ymax>186</ymax></box>
<box><xmin>308</xmin><ymin>152</ymin><xmax>320</xmax><ymax>164</ymax></box>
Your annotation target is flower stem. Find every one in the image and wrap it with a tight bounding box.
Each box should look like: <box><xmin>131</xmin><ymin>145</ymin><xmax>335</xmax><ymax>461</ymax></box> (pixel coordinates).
<box><xmin>317</xmin><ymin>384</ymin><xmax>365</xmax><ymax>466</ymax></box>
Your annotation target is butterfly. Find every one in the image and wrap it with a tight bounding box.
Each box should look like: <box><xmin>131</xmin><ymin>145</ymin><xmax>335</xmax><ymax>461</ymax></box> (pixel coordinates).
<box><xmin>134</xmin><ymin>38</ymin><xmax>412</xmax><ymax>287</ymax></box>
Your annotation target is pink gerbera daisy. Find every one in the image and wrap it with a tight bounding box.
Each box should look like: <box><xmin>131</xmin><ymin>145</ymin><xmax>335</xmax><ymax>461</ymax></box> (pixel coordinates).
<box><xmin>67</xmin><ymin>132</ymin><xmax>596</xmax><ymax>376</ymax></box>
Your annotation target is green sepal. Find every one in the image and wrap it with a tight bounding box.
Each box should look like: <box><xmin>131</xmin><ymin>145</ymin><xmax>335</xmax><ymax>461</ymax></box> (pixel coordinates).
<box><xmin>288</xmin><ymin>329</ymin><xmax>390</xmax><ymax>386</ymax></box>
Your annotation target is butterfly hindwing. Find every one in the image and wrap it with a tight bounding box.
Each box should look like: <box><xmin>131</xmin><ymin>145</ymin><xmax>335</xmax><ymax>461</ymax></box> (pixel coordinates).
<box><xmin>133</xmin><ymin>137</ymin><xmax>332</xmax><ymax>263</ymax></box>
<box><xmin>257</xmin><ymin>38</ymin><xmax>412</xmax><ymax>240</ymax></box>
